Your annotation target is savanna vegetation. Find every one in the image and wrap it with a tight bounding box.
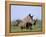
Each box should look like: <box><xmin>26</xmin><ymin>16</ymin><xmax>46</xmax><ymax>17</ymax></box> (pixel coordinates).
<box><xmin>11</xmin><ymin>19</ymin><xmax>42</xmax><ymax>32</ymax></box>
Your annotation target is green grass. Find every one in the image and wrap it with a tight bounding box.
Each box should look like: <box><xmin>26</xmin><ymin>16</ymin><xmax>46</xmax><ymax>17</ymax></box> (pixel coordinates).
<box><xmin>11</xmin><ymin>26</ymin><xmax>32</xmax><ymax>32</ymax></box>
<box><xmin>11</xmin><ymin>20</ymin><xmax>42</xmax><ymax>32</ymax></box>
<box><xmin>11</xmin><ymin>25</ymin><xmax>41</xmax><ymax>32</ymax></box>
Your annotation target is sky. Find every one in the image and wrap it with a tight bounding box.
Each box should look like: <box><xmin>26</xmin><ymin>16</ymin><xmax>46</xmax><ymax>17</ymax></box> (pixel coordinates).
<box><xmin>11</xmin><ymin>5</ymin><xmax>41</xmax><ymax>21</ymax></box>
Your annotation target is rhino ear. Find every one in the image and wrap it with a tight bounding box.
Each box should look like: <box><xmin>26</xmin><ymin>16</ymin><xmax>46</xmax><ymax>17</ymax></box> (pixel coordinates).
<box><xmin>29</xmin><ymin>14</ymin><xmax>31</xmax><ymax>16</ymax></box>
